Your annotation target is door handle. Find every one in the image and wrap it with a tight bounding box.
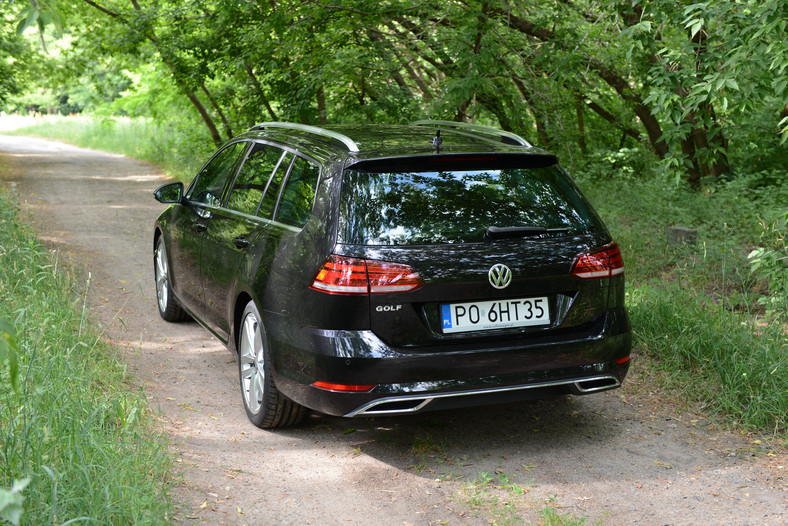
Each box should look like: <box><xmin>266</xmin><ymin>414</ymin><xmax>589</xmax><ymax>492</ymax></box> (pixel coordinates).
<box><xmin>192</xmin><ymin>222</ymin><xmax>208</xmax><ymax>233</ymax></box>
<box><xmin>234</xmin><ymin>237</ymin><xmax>250</xmax><ymax>249</ymax></box>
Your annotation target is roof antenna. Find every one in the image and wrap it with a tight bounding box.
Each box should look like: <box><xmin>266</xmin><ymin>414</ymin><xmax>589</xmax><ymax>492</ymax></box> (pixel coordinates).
<box><xmin>431</xmin><ymin>129</ymin><xmax>442</xmax><ymax>152</ymax></box>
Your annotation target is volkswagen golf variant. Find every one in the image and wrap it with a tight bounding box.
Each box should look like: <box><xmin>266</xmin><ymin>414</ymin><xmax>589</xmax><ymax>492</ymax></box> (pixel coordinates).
<box><xmin>152</xmin><ymin>121</ymin><xmax>631</xmax><ymax>428</ymax></box>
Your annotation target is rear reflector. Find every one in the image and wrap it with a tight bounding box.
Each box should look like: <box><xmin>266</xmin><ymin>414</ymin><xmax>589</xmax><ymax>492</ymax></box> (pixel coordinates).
<box><xmin>312</xmin><ymin>381</ymin><xmax>376</xmax><ymax>393</ymax></box>
<box><xmin>571</xmin><ymin>242</ymin><xmax>625</xmax><ymax>279</ymax></box>
<box><xmin>310</xmin><ymin>255</ymin><xmax>424</xmax><ymax>295</ymax></box>
<box><xmin>614</xmin><ymin>356</ymin><xmax>631</xmax><ymax>365</ymax></box>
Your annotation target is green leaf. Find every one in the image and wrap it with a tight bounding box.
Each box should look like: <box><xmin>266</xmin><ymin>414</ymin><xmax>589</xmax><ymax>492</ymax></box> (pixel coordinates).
<box><xmin>25</xmin><ymin>8</ymin><xmax>39</xmax><ymax>29</ymax></box>
<box><xmin>685</xmin><ymin>19</ymin><xmax>704</xmax><ymax>38</ymax></box>
<box><xmin>15</xmin><ymin>17</ymin><xmax>28</xmax><ymax>36</ymax></box>
<box><xmin>0</xmin><ymin>318</ymin><xmax>19</xmax><ymax>393</ymax></box>
<box><xmin>0</xmin><ymin>479</ymin><xmax>29</xmax><ymax>526</ymax></box>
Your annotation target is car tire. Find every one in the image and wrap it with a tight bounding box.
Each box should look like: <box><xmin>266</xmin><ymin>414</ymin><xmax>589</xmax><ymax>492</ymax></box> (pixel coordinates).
<box><xmin>154</xmin><ymin>237</ymin><xmax>189</xmax><ymax>322</ymax></box>
<box><xmin>237</xmin><ymin>301</ymin><xmax>306</xmax><ymax>429</ymax></box>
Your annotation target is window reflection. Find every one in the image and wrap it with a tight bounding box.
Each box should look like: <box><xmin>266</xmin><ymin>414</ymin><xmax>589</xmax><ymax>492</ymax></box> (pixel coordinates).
<box><xmin>339</xmin><ymin>167</ymin><xmax>599</xmax><ymax>245</ymax></box>
<box><xmin>276</xmin><ymin>157</ymin><xmax>320</xmax><ymax>227</ymax></box>
<box><xmin>187</xmin><ymin>142</ymin><xmax>244</xmax><ymax>206</ymax></box>
<box><xmin>259</xmin><ymin>152</ymin><xmax>293</xmax><ymax>219</ymax></box>
<box><xmin>226</xmin><ymin>143</ymin><xmax>283</xmax><ymax>215</ymax></box>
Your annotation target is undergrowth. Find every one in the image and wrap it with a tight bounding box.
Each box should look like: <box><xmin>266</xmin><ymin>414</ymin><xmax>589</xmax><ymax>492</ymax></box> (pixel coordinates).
<box><xmin>0</xmin><ymin>189</ymin><xmax>175</xmax><ymax>524</ymax></box>
<box><xmin>579</xmin><ymin>150</ymin><xmax>788</xmax><ymax>435</ymax></box>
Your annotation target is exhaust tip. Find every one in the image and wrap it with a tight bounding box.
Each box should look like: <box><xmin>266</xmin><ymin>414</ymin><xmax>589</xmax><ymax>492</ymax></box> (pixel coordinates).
<box><xmin>574</xmin><ymin>376</ymin><xmax>620</xmax><ymax>393</ymax></box>
<box><xmin>354</xmin><ymin>397</ymin><xmax>431</xmax><ymax>416</ymax></box>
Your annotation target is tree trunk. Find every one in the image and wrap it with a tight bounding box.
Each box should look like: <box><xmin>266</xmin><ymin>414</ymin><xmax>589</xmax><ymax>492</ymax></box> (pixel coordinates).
<box><xmin>583</xmin><ymin>98</ymin><xmax>643</xmax><ymax>144</ymax></box>
<box><xmin>243</xmin><ymin>62</ymin><xmax>278</xmax><ymax>121</ymax></box>
<box><xmin>184</xmin><ymin>89</ymin><xmax>223</xmax><ymax>147</ymax></box>
<box><xmin>511</xmin><ymin>76</ymin><xmax>552</xmax><ymax>147</ymax></box>
<box><xmin>317</xmin><ymin>85</ymin><xmax>327</xmax><ymax>125</ymax></box>
<box><xmin>680</xmin><ymin>134</ymin><xmax>702</xmax><ymax>189</ymax></box>
<box><xmin>576</xmin><ymin>103</ymin><xmax>587</xmax><ymax>154</ymax></box>
<box><xmin>202</xmin><ymin>84</ymin><xmax>234</xmax><ymax>139</ymax></box>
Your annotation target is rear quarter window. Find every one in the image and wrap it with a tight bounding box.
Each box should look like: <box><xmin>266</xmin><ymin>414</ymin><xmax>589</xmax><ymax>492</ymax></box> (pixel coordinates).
<box><xmin>275</xmin><ymin>157</ymin><xmax>320</xmax><ymax>228</ymax></box>
<box><xmin>338</xmin><ymin>165</ymin><xmax>603</xmax><ymax>245</ymax></box>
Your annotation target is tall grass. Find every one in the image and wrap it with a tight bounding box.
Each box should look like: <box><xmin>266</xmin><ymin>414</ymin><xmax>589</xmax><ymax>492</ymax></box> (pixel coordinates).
<box><xmin>3</xmin><ymin>115</ymin><xmax>214</xmax><ymax>181</ymax></box>
<box><xmin>630</xmin><ymin>284</ymin><xmax>786</xmax><ymax>432</ymax></box>
<box><xmin>579</xmin><ymin>153</ymin><xmax>788</xmax><ymax>434</ymax></box>
<box><xmin>0</xmin><ymin>190</ymin><xmax>174</xmax><ymax>524</ymax></box>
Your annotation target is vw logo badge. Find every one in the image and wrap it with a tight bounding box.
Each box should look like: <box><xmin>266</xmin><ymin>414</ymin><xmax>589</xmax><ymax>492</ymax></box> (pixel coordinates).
<box><xmin>488</xmin><ymin>264</ymin><xmax>512</xmax><ymax>289</ymax></box>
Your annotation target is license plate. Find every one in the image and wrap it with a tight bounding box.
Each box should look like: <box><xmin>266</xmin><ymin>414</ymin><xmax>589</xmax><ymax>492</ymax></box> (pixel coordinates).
<box><xmin>441</xmin><ymin>297</ymin><xmax>549</xmax><ymax>334</ymax></box>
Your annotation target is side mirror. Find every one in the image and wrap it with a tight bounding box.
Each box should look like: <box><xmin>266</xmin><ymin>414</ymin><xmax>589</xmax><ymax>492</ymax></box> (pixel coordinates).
<box><xmin>153</xmin><ymin>182</ymin><xmax>184</xmax><ymax>204</ymax></box>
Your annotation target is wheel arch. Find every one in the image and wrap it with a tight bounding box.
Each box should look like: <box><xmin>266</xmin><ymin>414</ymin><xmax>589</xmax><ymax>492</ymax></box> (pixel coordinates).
<box><xmin>231</xmin><ymin>291</ymin><xmax>255</xmax><ymax>354</ymax></box>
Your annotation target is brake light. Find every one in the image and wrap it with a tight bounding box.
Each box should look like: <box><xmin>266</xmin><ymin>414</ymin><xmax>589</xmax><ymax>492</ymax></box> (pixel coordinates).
<box><xmin>312</xmin><ymin>381</ymin><xmax>376</xmax><ymax>392</ymax></box>
<box><xmin>310</xmin><ymin>255</ymin><xmax>424</xmax><ymax>295</ymax></box>
<box><xmin>571</xmin><ymin>243</ymin><xmax>625</xmax><ymax>279</ymax></box>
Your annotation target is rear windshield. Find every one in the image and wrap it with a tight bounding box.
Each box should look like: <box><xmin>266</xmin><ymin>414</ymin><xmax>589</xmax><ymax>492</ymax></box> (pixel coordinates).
<box><xmin>338</xmin><ymin>166</ymin><xmax>602</xmax><ymax>245</ymax></box>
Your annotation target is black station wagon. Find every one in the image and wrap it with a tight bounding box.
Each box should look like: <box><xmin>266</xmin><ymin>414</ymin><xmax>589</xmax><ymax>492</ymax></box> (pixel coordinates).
<box><xmin>153</xmin><ymin>121</ymin><xmax>631</xmax><ymax>428</ymax></box>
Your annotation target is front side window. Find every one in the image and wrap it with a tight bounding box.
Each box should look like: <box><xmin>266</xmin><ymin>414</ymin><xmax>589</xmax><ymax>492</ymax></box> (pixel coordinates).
<box><xmin>187</xmin><ymin>142</ymin><xmax>245</xmax><ymax>207</ymax></box>
<box><xmin>275</xmin><ymin>157</ymin><xmax>320</xmax><ymax>227</ymax></box>
<box><xmin>226</xmin><ymin>143</ymin><xmax>285</xmax><ymax>216</ymax></box>
<box><xmin>339</xmin><ymin>165</ymin><xmax>602</xmax><ymax>245</ymax></box>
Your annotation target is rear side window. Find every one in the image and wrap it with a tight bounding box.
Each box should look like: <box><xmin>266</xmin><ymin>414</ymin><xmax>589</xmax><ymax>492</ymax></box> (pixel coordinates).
<box><xmin>226</xmin><ymin>143</ymin><xmax>284</xmax><ymax>215</ymax></box>
<box><xmin>276</xmin><ymin>157</ymin><xmax>320</xmax><ymax>227</ymax></box>
<box><xmin>258</xmin><ymin>152</ymin><xmax>294</xmax><ymax>219</ymax></box>
<box><xmin>338</xmin><ymin>166</ymin><xmax>602</xmax><ymax>245</ymax></box>
<box><xmin>187</xmin><ymin>142</ymin><xmax>245</xmax><ymax>206</ymax></box>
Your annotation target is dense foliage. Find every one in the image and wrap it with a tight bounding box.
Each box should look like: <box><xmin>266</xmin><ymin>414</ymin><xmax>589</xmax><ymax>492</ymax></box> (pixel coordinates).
<box><xmin>4</xmin><ymin>1</ymin><xmax>787</xmax><ymax>183</ymax></box>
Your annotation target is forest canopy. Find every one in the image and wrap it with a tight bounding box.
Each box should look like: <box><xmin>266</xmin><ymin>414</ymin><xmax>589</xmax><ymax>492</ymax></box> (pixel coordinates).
<box><xmin>3</xmin><ymin>0</ymin><xmax>787</xmax><ymax>187</ymax></box>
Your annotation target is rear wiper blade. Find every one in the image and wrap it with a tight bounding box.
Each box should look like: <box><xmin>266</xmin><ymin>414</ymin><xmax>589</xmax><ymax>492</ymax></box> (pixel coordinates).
<box><xmin>484</xmin><ymin>225</ymin><xmax>570</xmax><ymax>240</ymax></box>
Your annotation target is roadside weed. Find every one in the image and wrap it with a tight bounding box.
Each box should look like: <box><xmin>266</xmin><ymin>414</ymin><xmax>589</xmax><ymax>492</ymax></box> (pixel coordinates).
<box><xmin>0</xmin><ymin>191</ymin><xmax>175</xmax><ymax>524</ymax></box>
<box><xmin>452</xmin><ymin>471</ymin><xmax>593</xmax><ymax>526</ymax></box>
<box><xmin>539</xmin><ymin>506</ymin><xmax>600</xmax><ymax>525</ymax></box>
<box><xmin>581</xmin><ymin>168</ymin><xmax>788</xmax><ymax>435</ymax></box>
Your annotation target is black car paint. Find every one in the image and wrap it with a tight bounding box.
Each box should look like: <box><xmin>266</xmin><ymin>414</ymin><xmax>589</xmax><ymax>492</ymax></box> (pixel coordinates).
<box><xmin>154</xmin><ymin>124</ymin><xmax>631</xmax><ymax>421</ymax></box>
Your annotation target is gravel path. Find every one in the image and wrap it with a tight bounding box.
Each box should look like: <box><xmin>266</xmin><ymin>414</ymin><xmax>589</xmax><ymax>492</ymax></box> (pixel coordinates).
<box><xmin>1</xmin><ymin>133</ymin><xmax>785</xmax><ymax>525</ymax></box>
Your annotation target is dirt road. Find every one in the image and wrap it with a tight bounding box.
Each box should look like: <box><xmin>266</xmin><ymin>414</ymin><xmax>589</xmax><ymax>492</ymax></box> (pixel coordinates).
<box><xmin>0</xmin><ymin>133</ymin><xmax>785</xmax><ymax>525</ymax></box>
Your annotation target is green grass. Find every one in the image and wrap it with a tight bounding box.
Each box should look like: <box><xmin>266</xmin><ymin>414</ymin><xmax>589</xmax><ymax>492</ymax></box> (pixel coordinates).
<box><xmin>453</xmin><ymin>471</ymin><xmax>596</xmax><ymax>525</ymax></box>
<box><xmin>1</xmin><ymin>115</ymin><xmax>214</xmax><ymax>181</ymax></box>
<box><xmin>0</xmin><ymin>189</ymin><xmax>175</xmax><ymax>524</ymax></box>
<box><xmin>579</xmin><ymin>156</ymin><xmax>788</xmax><ymax>435</ymax></box>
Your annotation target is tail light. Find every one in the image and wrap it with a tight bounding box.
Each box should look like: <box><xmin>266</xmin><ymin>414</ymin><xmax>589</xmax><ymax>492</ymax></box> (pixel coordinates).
<box><xmin>571</xmin><ymin>242</ymin><xmax>624</xmax><ymax>279</ymax></box>
<box><xmin>310</xmin><ymin>255</ymin><xmax>424</xmax><ymax>295</ymax></box>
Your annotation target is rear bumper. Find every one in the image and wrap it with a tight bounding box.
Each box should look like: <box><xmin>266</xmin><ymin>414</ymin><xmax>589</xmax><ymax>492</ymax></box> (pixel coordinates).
<box><xmin>267</xmin><ymin>309</ymin><xmax>631</xmax><ymax>417</ymax></box>
<box><xmin>342</xmin><ymin>370</ymin><xmax>625</xmax><ymax>417</ymax></box>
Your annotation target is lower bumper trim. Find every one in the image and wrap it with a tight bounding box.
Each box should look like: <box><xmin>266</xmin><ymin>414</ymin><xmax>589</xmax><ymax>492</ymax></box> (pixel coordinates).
<box><xmin>344</xmin><ymin>374</ymin><xmax>621</xmax><ymax>417</ymax></box>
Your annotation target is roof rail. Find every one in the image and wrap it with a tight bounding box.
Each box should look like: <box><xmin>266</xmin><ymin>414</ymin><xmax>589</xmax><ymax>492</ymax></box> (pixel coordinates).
<box><xmin>249</xmin><ymin>122</ymin><xmax>359</xmax><ymax>152</ymax></box>
<box><xmin>410</xmin><ymin>120</ymin><xmax>532</xmax><ymax>147</ymax></box>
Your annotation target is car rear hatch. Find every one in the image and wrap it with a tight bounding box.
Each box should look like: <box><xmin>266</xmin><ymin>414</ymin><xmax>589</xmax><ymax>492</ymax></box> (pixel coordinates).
<box><xmin>326</xmin><ymin>153</ymin><xmax>619</xmax><ymax>349</ymax></box>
